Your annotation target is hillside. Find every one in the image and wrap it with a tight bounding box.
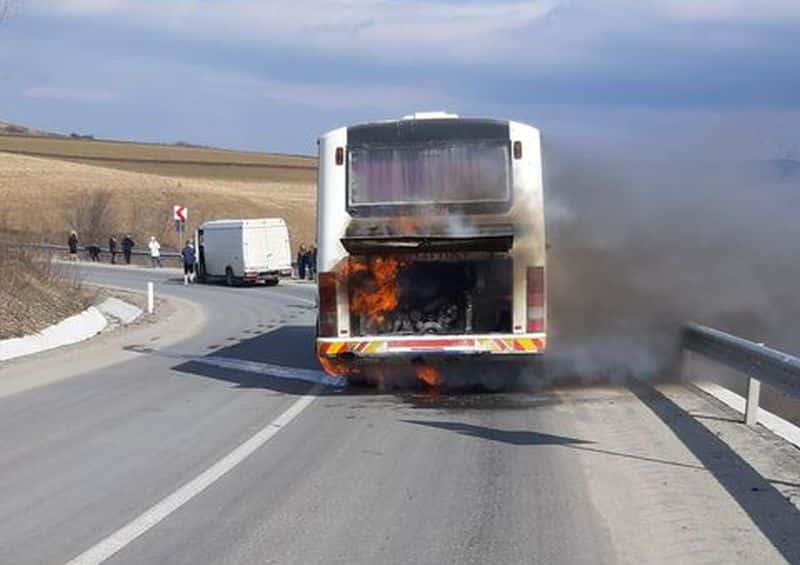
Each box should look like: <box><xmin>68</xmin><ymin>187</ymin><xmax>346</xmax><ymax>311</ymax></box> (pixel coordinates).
<box><xmin>0</xmin><ymin>120</ymin><xmax>64</xmax><ymax>138</ymax></box>
<box><xmin>0</xmin><ymin>136</ymin><xmax>318</xmax><ymax>253</ymax></box>
<box><xmin>0</xmin><ymin>134</ymin><xmax>316</xmax><ymax>182</ymax></box>
<box><xmin>0</xmin><ymin>244</ymin><xmax>88</xmax><ymax>339</ymax></box>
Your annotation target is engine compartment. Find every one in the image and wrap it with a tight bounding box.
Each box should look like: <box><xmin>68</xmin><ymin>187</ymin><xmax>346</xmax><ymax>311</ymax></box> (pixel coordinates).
<box><xmin>348</xmin><ymin>254</ymin><xmax>512</xmax><ymax>336</ymax></box>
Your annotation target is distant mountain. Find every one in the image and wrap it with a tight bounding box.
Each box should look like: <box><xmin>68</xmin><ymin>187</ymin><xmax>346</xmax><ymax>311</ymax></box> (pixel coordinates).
<box><xmin>0</xmin><ymin>120</ymin><xmax>64</xmax><ymax>138</ymax></box>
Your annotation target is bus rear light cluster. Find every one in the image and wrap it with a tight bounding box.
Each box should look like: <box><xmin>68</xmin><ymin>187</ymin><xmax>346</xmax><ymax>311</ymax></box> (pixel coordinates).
<box><xmin>513</xmin><ymin>141</ymin><xmax>522</xmax><ymax>160</ymax></box>
<box><xmin>318</xmin><ymin>272</ymin><xmax>338</xmax><ymax>337</ymax></box>
<box><xmin>526</xmin><ymin>266</ymin><xmax>545</xmax><ymax>333</ymax></box>
<box><xmin>335</xmin><ymin>147</ymin><xmax>344</xmax><ymax>166</ymax></box>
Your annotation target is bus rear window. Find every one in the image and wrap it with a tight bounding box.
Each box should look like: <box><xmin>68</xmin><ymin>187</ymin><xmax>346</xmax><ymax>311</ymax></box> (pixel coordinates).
<box><xmin>348</xmin><ymin>140</ymin><xmax>511</xmax><ymax>208</ymax></box>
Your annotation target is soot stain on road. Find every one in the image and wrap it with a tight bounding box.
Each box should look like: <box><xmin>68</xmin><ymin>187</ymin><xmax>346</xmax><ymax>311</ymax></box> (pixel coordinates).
<box><xmin>383</xmin><ymin>380</ymin><xmax>634</xmax><ymax>411</ymax></box>
<box><xmin>397</xmin><ymin>391</ymin><xmax>564</xmax><ymax>412</ymax></box>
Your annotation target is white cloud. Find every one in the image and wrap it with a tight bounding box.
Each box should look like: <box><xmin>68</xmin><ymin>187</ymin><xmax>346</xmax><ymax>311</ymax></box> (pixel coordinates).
<box><xmin>657</xmin><ymin>0</ymin><xmax>800</xmax><ymax>21</ymax></box>
<box><xmin>30</xmin><ymin>0</ymin><xmax>800</xmax><ymax>69</ymax></box>
<box><xmin>37</xmin><ymin>0</ymin><xmax>123</xmax><ymax>12</ymax></box>
<box><xmin>34</xmin><ymin>0</ymin><xmax>562</xmax><ymax>63</ymax></box>
<box><xmin>191</xmin><ymin>65</ymin><xmax>451</xmax><ymax>110</ymax></box>
<box><xmin>259</xmin><ymin>78</ymin><xmax>450</xmax><ymax>110</ymax></box>
<box><xmin>23</xmin><ymin>85</ymin><xmax>116</xmax><ymax>102</ymax></box>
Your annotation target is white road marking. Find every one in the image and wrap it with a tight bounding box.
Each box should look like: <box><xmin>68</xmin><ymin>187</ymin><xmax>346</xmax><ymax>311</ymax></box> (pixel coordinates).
<box><xmin>65</xmin><ymin>391</ymin><xmax>319</xmax><ymax>565</ymax></box>
<box><xmin>197</xmin><ymin>356</ymin><xmax>344</xmax><ymax>387</ymax></box>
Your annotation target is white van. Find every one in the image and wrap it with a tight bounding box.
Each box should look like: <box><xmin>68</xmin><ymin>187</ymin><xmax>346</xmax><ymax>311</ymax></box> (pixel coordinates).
<box><xmin>196</xmin><ymin>218</ymin><xmax>292</xmax><ymax>286</ymax></box>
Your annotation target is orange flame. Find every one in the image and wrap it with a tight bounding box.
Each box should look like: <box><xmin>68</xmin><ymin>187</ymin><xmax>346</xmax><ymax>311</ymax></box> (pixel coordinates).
<box><xmin>340</xmin><ymin>256</ymin><xmax>402</xmax><ymax>324</ymax></box>
<box><xmin>318</xmin><ymin>356</ymin><xmax>355</xmax><ymax>379</ymax></box>
<box><xmin>416</xmin><ymin>364</ymin><xmax>442</xmax><ymax>387</ymax></box>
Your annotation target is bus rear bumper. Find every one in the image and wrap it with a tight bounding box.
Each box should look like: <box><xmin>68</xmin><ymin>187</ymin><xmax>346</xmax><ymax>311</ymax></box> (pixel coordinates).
<box><xmin>317</xmin><ymin>333</ymin><xmax>547</xmax><ymax>359</ymax></box>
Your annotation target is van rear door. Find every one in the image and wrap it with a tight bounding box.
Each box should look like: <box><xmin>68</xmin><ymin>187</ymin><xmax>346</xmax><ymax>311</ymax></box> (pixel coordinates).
<box><xmin>265</xmin><ymin>223</ymin><xmax>292</xmax><ymax>272</ymax></box>
<box><xmin>242</xmin><ymin>224</ymin><xmax>270</xmax><ymax>272</ymax></box>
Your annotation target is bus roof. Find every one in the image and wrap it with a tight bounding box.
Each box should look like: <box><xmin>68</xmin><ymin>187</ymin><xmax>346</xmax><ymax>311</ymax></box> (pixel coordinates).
<box><xmin>318</xmin><ymin>116</ymin><xmax>537</xmax><ymax>142</ymax></box>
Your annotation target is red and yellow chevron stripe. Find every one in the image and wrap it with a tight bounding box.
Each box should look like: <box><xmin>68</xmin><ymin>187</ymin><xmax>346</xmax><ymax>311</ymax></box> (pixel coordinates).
<box><xmin>475</xmin><ymin>337</ymin><xmax>544</xmax><ymax>353</ymax></box>
<box><xmin>317</xmin><ymin>336</ymin><xmax>546</xmax><ymax>357</ymax></box>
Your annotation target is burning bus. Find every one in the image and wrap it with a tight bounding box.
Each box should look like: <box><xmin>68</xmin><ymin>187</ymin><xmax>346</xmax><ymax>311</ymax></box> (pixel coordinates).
<box><xmin>315</xmin><ymin>112</ymin><xmax>546</xmax><ymax>384</ymax></box>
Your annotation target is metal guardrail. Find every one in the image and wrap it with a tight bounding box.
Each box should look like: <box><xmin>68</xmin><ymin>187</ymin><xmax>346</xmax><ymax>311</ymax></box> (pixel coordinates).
<box><xmin>7</xmin><ymin>242</ymin><xmax>181</xmax><ymax>260</ymax></box>
<box><xmin>682</xmin><ymin>323</ymin><xmax>800</xmax><ymax>426</ymax></box>
<box><xmin>6</xmin><ymin>240</ymin><xmax>307</xmax><ymax>278</ymax></box>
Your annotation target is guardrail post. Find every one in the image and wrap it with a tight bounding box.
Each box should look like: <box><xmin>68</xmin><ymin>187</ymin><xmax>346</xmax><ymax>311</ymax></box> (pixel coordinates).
<box><xmin>679</xmin><ymin>350</ymin><xmax>692</xmax><ymax>382</ymax></box>
<box><xmin>147</xmin><ymin>282</ymin><xmax>154</xmax><ymax>314</ymax></box>
<box><xmin>745</xmin><ymin>376</ymin><xmax>761</xmax><ymax>427</ymax></box>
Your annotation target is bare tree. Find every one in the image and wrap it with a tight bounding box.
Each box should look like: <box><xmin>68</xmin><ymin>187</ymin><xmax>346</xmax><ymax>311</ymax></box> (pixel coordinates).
<box><xmin>69</xmin><ymin>189</ymin><xmax>115</xmax><ymax>245</ymax></box>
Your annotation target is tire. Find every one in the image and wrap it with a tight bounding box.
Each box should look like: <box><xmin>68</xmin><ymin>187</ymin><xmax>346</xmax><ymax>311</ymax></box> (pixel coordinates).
<box><xmin>225</xmin><ymin>267</ymin><xmax>235</xmax><ymax>287</ymax></box>
<box><xmin>264</xmin><ymin>278</ymin><xmax>279</xmax><ymax>287</ymax></box>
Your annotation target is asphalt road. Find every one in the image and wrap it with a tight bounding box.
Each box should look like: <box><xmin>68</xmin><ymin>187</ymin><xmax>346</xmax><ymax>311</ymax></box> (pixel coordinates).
<box><xmin>1</xmin><ymin>263</ymin><xmax>798</xmax><ymax>565</ymax></box>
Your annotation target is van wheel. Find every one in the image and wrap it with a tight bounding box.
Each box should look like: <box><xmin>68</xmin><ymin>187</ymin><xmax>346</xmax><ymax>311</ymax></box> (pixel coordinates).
<box><xmin>265</xmin><ymin>278</ymin><xmax>279</xmax><ymax>287</ymax></box>
<box><xmin>225</xmin><ymin>267</ymin><xmax>235</xmax><ymax>287</ymax></box>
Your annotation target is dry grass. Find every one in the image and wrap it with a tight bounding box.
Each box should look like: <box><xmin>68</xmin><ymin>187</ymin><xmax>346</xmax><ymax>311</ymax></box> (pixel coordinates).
<box><xmin>0</xmin><ymin>146</ymin><xmax>318</xmax><ymax>252</ymax></box>
<box><xmin>0</xmin><ymin>245</ymin><xmax>89</xmax><ymax>339</ymax></box>
<box><xmin>0</xmin><ymin>135</ymin><xmax>316</xmax><ymax>182</ymax></box>
<box><xmin>0</xmin><ymin>133</ymin><xmax>319</xmax><ymax>338</ymax></box>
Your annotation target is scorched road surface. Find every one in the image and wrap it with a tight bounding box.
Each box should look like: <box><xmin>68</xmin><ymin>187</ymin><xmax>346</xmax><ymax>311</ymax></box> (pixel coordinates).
<box><xmin>0</xmin><ymin>263</ymin><xmax>798</xmax><ymax>564</ymax></box>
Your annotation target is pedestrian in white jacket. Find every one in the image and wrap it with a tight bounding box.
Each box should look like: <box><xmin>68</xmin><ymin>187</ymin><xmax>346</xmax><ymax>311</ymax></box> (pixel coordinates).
<box><xmin>148</xmin><ymin>236</ymin><xmax>162</xmax><ymax>268</ymax></box>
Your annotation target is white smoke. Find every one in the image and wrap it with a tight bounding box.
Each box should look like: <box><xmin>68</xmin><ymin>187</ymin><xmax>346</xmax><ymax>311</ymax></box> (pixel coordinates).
<box><xmin>542</xmin><ymin>145</ymin><xmax>800</xmax><ymax>380</ymax></box>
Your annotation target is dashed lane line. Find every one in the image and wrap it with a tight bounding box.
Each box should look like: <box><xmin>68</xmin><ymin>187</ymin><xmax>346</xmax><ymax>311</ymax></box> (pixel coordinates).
<box><xmin>64</xmin><ymin>390</ymin><xmax>319</xmax><ymax>565</ymax></box>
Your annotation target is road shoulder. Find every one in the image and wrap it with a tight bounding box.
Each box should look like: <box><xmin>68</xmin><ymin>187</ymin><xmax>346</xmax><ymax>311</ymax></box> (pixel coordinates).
<box><xmin>0</xmin><ymin>291</ymin><xmax>207</xmax><ymax>399</ymax></box>
<box><xmin>661</xmin><ymin>383</ymin><xmax>800</xmax><ymax>511</ymax></box>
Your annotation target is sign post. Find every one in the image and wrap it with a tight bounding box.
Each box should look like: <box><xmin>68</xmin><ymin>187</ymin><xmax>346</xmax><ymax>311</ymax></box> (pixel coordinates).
<box><xmin>173</xmin><ymin>206</ymin><xmax>188</xmax><ymax>255</ymax></box>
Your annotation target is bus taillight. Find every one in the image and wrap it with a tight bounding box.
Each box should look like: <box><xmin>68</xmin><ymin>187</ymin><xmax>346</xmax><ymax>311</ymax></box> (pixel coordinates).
<box><xmin>318</xmin><ymin>272</ymin><xmax>338</xmax><ymax>337</ymax></box>
<box><xmin>526</xmin><ymin>266</ymin><xmax>545</xmax><ymax>333</ymax></box>
<box><xmin>513</xmin><ymin>140</ymin><xmax>522</xmax><ymax>160</ymax></box>
<box><xmin>335</xmin><ymin>147</ymin><xmax>344</xmax><ymax>165</ymax></box>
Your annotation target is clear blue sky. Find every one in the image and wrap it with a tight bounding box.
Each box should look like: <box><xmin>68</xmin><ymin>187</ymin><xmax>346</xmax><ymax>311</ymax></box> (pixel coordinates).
<box><xmin>1</xmin><ymin>0</ymin><xmax>799</xmax><ymax>157</ymax></box>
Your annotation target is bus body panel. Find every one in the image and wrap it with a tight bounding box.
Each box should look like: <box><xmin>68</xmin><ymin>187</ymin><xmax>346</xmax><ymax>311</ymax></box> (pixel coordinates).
<box><xmin>508</xmin><ymin>121</ymin><xmax>546</xmax><ymax>334</ymax></box>
<box><xmin>317</xmin><ymin>127</ymin><xmax>352</xmax><ymax>337</ymax></box>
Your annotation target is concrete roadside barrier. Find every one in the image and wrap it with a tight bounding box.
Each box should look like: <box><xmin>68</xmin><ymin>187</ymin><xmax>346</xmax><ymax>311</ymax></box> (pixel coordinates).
<box><xmin>0</xmin><ymin>298</ymin><xmax>144</xmax><ymax>362</ymax></box>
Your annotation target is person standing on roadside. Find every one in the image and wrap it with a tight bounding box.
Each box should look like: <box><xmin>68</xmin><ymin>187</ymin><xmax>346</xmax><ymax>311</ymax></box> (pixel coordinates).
<box><xmin>108</xmin><ymin>235</ymin><xmax>118</xmax><ymax>264</ymax></box>
<box><xmin>309</xmin><ymin>244</ymin><xmax>317</xmax><ymax>280</ymax></box>
<box><xmin>88</xmin><ymin>243</ymin><xmax>101</xmax><ymax>262</ymax></box>
<box><xmin>302</xmin><ymin>246</ymin><xmax>312</xmax><ymax>280</ymax></box>
<box><xmin>68</xmin><ymin>230</ymin><xmax>79</xmax><ymax>261</ymax></box>
<box><xmin>148</xmin><ymin>236</ymin><xmax>162</xmax><ymax>268</ymax></box>
<box><xmin>181</xmin><ymin>240</ymin><xmax>196</xmax><ymax>286</ymax></box>
<box><xmin>121</xmin><ymin>234</ymin><xmax>135</xmax><ymax>264</ymax></box>
<box><xmin>297</xmin><ymin>243</ymin><xmax>307</xmax><ymax>280</ymax></box>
